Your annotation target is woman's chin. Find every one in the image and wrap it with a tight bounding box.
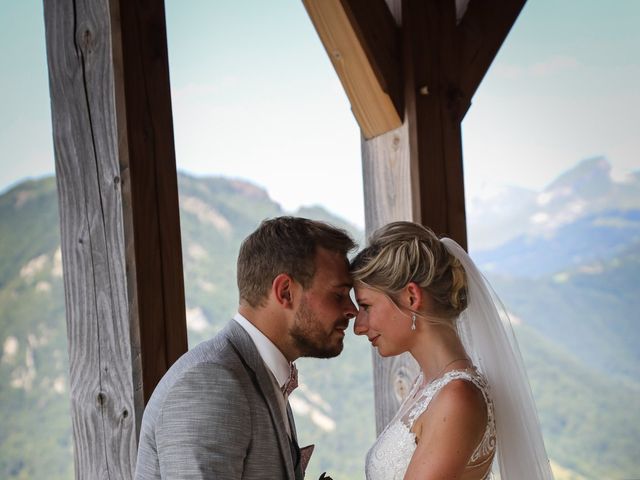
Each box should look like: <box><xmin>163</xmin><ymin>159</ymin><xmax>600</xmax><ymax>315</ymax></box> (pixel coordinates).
<box><xmin>375</xmin><ymin>346</ymin><xmax>394</xmax><ymax>358</ymax></box>
<box><xmin>375</xmin><ymin>344</ymin><xmax>407</xmax><ymax>358</ymax></box>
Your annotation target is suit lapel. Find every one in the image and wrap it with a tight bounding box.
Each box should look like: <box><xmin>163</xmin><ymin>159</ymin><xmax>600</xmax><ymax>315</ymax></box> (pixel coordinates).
<box><xmin>225</xmin><ymin>320</ymin><xmax>296</xmax><ymax>480</ymax></box>
<box><xmin>287</xmin><ymin>403</ymin><xmax>298</xmax><ymax>445</ymax></box>
<box><xmin>287</xmin><ymin>404</ymin><xmax>304</xmax><ymax>480</ymax></box>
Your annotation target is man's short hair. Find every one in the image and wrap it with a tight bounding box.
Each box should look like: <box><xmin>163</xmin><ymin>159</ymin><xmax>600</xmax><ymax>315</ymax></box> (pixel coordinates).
<box><xmin>237</xmin><ymin>216</ymin><xmax>356</xmax><ymax>307</ymax></box>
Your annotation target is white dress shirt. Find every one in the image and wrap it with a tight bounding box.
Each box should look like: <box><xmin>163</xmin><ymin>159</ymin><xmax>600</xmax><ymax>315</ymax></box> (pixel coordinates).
<box><xmin>233</xmin><ymin>312</ymin><xmax>293</xmax><ymax>435</ymax></box>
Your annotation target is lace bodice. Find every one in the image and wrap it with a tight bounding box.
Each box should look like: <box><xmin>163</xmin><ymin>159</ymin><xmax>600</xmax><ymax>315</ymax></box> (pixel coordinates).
<box><xmin>365</xmin><ymin>368</ymin><xmax>496</xmax><ymax>480</ymax></box>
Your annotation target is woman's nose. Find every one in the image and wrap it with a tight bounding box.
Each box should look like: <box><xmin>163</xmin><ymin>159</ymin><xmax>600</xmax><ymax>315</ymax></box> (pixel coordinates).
<box><xmin>353</xmin><ymin>312</ymin><xmax>368</xmax><ymax>335</ymax></box>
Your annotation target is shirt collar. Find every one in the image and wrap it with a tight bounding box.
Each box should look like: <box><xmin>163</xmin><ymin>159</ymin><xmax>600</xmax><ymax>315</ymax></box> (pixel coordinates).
<box><xmin>233</xmin><ymin>312</ymin><xmax>291</xmax><ymax>388</ymax></box>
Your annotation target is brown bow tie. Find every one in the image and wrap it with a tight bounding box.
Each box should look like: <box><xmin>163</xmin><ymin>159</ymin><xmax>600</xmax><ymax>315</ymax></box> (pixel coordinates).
<box><xmin>281</xmin><ymin>362</ymin><xmax>298</xmax><ymax>397</ymax></box>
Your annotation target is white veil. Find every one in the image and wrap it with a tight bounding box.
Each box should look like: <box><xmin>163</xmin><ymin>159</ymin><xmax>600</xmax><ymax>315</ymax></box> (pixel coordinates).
<box><xmin>441</xmin><ymin>238</ymin><xmax>554</xmax><ymax>480</ymax></box>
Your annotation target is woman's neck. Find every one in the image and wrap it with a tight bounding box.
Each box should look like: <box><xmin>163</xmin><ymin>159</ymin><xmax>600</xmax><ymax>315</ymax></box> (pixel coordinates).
<box><xmin>410</xmin><ymin>324</ymin><xmax>469</xmax><ymax>383</ymax></box>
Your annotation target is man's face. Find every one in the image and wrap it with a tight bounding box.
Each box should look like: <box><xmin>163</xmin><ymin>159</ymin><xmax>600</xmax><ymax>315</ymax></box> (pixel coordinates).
<box><xmin>289</xmin><ymin>247</ymin><xmax>358</xmax><ymax>358</ymax></box>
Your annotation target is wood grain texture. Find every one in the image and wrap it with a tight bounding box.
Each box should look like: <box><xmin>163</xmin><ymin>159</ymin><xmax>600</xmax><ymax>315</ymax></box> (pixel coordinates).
<box><xmin>363</xmin><ymin>0</ymin><xmax>469</xmax><ymax>434</ymax></box>
<box><xmin>363</xmin><ymin>121</ymin><xmax>423</xmax><ymax>436</ymax></box>
<box><xmin>44</xmin><ymin>0</ymin><xmax>137</xmax><ymax>477</ymax></box>
<box><xmin>358</xmin><ymin>0</ymin><xmax>522</xmax><ymax>438</ymax></box>
<box><xmin>303</xmin><ymin>0</ymin><xmax>402</xmax><ymax>138</ymax></box>
<box><xmin>340</xmin><ymin>0</ymin><xmax>403</xmax><ymax>117</ymax></box>
<box><xmin>360</xmin><ymin>0</ymin><xmax>420</xmax><ymax>437</ymax></box>
<box><xmin>405</xmin><ymin>0</ymin><xmax>468</xmax><ymax>247</ymax></box>
<box><xmin>112</xmin><ymin>0</ymin><xmax>188</xmax><ymax>405</ymax></box>
<box><xmin>361</xmin><ymin>124</ymin><xmax>416</xmax><ymax>230</ymax></box>
<box><xmin>44</xmin><ymin>0</ymin><xmax>186</xmax><ymax>477</ymax></box>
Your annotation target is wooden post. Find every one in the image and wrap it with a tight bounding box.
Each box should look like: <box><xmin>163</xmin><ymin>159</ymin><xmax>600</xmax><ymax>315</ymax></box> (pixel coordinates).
<box><xmin>356</xmin><ymin>0</ymin><xmax>526</xmax><ymax>435</ymax></box>
<box><xmin>111</xmin><ymin>0</ymin><xmax>189</xmax><ymax>406</ymax></box>
<box><xmin>43</xmin><ymin>0</ymin><xmax>187</xmax><ymax>477</ymax></box>
<box><xmin>404</xmin><ymin>0</ymin><xmax>468</xmax><ymax>248</ymax></box>
<box><xmin>360</xmin><ymin>0</ymin><xmax>422</xmax><ymax>435</ymax></box>
<box><xmin>362</xmin><ymin>0</ymin><xmax>467</xmax><ymax>434</ymax></box>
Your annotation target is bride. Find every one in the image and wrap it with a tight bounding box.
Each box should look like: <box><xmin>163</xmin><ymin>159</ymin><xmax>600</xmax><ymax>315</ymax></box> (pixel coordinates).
<box><xmin>350</xmin><ymin>221</ymin><xmax>554</xmax><ymax>480</ymax></box>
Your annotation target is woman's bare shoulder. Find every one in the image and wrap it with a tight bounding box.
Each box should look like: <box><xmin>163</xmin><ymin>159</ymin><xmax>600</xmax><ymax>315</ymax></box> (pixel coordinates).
<box><xmin>413</xmin><ymin>377</ymin><xmax>487</xmax><ymax>445</ymax></box>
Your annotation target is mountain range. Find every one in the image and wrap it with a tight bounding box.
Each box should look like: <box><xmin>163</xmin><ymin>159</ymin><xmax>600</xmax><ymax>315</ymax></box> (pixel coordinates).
<box><xmin>467</xmin><ymin>156</ymin><xmax>640</xmax><ymax>251</ymax></box>
<box><xmin>1</xmin><ymin>156</ymin><xmax>638</xmax><ymax>479</ymax></box>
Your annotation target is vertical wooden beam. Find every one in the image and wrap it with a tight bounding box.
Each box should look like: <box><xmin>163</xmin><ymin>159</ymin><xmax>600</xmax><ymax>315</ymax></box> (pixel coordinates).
<box><xmin>360</xmin><ymin>0</ymin><xmax>467</xmax><ymax>242</ymax></box>
<box><xmin>43</xmin><ymin>0</ymin><xmax>187</xmax><ymax>477</ymax></box>
<box><xmin>405</xmin><ymin>0</ymin><xmax>467</xmax><ymax>248</ymax></box>
<box><xmin>361</xmin><ymin>0</ymin><xmax>420</xmax><ymax>435</ymax></box>
<box><xmin>362</xmin><ymin>0</ymin><xmax>467</xmax><ymax>434</ymax></box>
<box><xmin>112</xmin><ymin>0</ymin><xmax>188</xmax><ymax>405</ymax></box>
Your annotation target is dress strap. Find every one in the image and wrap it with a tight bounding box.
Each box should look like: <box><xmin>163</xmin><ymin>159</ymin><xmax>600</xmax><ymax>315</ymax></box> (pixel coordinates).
<box><xmin>406</xmin><ymin>369</ymin><xmax>488</xmax><ymax>427</ymax></box>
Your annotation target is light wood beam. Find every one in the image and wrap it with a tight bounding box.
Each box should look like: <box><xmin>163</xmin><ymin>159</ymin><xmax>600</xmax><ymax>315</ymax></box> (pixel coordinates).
<box><xmin>340</xmin><ymin>0</ymin><xmax>403</xmax><ymax>118</ymax></box>
<box><xmin>303</xmin><ymin>0</ymin><xmax>402</xmax><ymax>138</ymax></box>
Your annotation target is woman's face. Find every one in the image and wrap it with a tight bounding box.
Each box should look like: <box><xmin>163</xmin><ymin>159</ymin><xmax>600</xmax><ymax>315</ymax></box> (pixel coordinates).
<box><xmin>353</xmin><ymin>285</ymin><xmax>413</xmax><ymax>357</ymax></box>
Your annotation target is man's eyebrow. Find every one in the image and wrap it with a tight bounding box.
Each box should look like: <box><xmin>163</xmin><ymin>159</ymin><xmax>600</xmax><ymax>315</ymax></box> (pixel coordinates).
<box><xmin>333</xmin><ymin>282</ymin><xmax>353</xmax><ymax>289</ymax></box>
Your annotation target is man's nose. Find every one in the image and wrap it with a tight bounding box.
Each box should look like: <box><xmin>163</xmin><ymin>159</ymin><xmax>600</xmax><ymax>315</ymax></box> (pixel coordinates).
<box><xmin>344</xmin><ymin>297</ymin><xmax>358</xmax><ymax>320</ymax></box>
<box><xmin>353</xmin><ymin>312</ymin><xmax>368</xmax><ymax>336</ymax></box>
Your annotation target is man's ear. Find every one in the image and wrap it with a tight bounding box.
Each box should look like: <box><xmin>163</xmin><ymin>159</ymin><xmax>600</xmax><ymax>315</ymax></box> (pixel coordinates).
<box><xmin>273</xmin><ymin>273</ymin><xmax>294</xmax><ymax>308</ymax></box>
<box><xmin>406</xmin><ymin>282</ymin><xmax>423</xmax><ymax>310</ymax></box>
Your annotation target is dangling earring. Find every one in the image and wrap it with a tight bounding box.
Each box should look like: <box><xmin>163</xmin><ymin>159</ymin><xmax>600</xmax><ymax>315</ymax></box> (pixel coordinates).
<box><xmin>411</xmin><ymin>313</ymin><xmax>417</xmax><ymax>331</ymax></box>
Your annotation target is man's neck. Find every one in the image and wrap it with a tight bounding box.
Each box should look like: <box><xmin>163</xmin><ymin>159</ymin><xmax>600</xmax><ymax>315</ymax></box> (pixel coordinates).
<box><xmin>238</xmin><ymin>304</ymin><xmax>297</xmax><ymax>361</ymax></box>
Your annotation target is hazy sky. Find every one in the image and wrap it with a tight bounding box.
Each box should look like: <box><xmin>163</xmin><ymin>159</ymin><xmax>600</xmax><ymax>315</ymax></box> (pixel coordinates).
<box><xmin>1</xmin><ymin>0</ymin><xmax>638</xmax><ymax>228</ymax></box>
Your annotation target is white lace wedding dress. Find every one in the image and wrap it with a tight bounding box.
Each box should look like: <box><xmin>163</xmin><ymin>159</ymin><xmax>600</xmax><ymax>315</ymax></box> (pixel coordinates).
<box><xmin>365</xmin><ymin>368</ymin><xmax>496</xmax><ymax>480</ymax></box>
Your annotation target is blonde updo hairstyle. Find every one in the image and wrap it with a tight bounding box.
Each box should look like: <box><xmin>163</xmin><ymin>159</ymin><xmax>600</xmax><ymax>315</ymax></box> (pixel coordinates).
<box><xmin>350</xmin><ymin>222</ymin><xmax>468</xmax><ymax>326</ymax></box>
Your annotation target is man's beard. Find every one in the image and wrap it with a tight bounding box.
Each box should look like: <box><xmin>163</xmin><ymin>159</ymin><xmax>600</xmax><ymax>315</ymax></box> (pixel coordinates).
<box><xmin>290</xmin><ymin>295</ymin><xmax>345</xmax><ymax>359</ymax></box>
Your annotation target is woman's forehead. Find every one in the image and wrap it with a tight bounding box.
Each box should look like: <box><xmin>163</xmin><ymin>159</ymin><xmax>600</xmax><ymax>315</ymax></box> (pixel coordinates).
<box><xmin>354</xmin><ymin>284</ymin><xmax>383</xmax><ymax>298</ymax></box>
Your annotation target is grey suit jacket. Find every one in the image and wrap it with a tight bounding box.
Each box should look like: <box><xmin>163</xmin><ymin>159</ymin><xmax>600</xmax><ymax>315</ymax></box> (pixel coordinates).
<box><xmin>135</xmin><ymin>319</ymin><xmax>300</xmax><ymax>479</ymax></box>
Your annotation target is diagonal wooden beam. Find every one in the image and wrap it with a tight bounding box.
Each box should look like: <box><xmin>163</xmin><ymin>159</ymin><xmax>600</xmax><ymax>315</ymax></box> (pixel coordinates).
<box><xmin>339</xmin><ymin>0</ymin><xmax>403</xmax><ymax>117</ymax></box>
<box><xmin>303</xmin><ymin>0</ymin><xmax>403</xmax><ymax>138</ymax></box>
<box><xmin>457</xmin><ymin>0</ymin><xmax>527</xmax><ymax>118</ymax></box>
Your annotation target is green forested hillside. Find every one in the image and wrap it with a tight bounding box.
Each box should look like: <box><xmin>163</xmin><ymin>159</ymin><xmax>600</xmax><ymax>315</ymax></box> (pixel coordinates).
<box><xmin>489</xmin><ymin>243</ymin><xmax>640</xmax><ymax>384</ymax></box>
<box><xmin>517</xmin><ymin>325</ymin><xmax>640</xmax><ymax>478</ymax></box>
<box><xmin>1</xmin><ymin>174</ymin><xmax>638</xmax><ymax>479</ymax></box>
<box><xmin>0</xmin><ymin>177</ymin><xmax>61</xmax><ymax>286</ymax></box>
<box><xmin>0</xmin><ymin>178</ymin><xmax>73</xmax><ymax>479</ymax></box>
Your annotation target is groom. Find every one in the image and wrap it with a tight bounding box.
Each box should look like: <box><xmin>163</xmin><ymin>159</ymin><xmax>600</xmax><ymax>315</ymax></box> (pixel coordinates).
<box><xmin>135</xmin><ymin>216</ymin><xmax>358</xmax><ymax>479</ymax></box>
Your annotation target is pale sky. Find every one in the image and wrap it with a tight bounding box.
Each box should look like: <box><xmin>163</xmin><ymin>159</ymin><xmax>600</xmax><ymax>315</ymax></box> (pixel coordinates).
<box><xmin>1</xmin><ymin>0</ymin><xmax>638</xmax><ymax>228</ymax></box>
